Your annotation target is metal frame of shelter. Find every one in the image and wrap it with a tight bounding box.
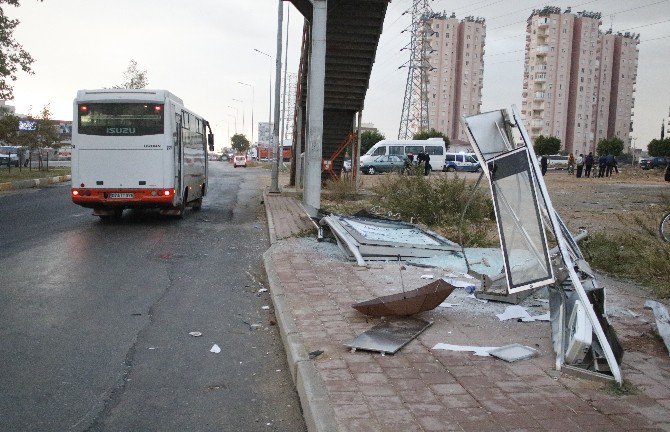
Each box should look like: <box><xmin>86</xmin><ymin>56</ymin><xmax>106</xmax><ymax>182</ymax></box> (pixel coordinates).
<box><xmin>461</xmin><ymin>105</ymin><xmax>623</xmax><ymax>383</ymax></box>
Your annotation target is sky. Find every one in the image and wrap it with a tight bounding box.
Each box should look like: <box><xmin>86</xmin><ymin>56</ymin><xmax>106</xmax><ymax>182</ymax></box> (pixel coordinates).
<box><xmin>7</xmin><ymin>0</ymin><xmax>670</xmax><ymax>153</ymax></box>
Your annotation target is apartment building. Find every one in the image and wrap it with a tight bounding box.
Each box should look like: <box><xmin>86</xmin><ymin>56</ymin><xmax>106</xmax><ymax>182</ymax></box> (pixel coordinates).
<box><xmin>521</xmin><ymin>7</ymin><xmax>639</xmax><ymax>155</ymax></box>
<box><xmin>425</xmin><ymin>13</ymin><xmax>485</xmax><ymax>145</ymax></box>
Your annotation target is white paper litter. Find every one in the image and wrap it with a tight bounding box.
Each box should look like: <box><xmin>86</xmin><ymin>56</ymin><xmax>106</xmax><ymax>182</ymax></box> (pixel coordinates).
<box><xmin>189</xmin><ymin>331</ymin><xmax>203</xmax><ymax>337</ymax></box>
<box><xmin>445</xmin><ymin>272</ymin><xmax>475</xmax><ymax>280</ymax></box>
<box><xmin>210</xmin><ymin>344</ymin><xmax>221</xmax><ymax>354</ymax></box>
<box><xmin>497</xmin><ymin>305</ymin><xmax>533</xmax><ymax>321</ymax></box>
<box><xmin>497</xmin><ymin>305</ymin><xmax>550</xmax><ymax>322</ymax></box>
<box><xmin>432</xmin><ymin>343</ymin><xmax>499</xmax><ymax>356</ymax></box>
<box><xmin>420</xmin><ymin>274</ymin><xmax>434</xmax><ymax>279</ymax></box>
<box><xmin>467</xmin><ymin>293</ymin><xmax>488</xmax><ymax>303</ymax></box>
<box><xmin>258</xmin><ymin>288</ymin><xmax>268</xmax><ymax>293</ymax></box>
<box><xmin>438</xmin><ymin>302</ymin><xmax>460</xmax><ymax>308</ymax></box>
<box><xmin>261</xmin><ymin>305</ymin><xmax>270</xmax><ymax>310</ymax></box>
<box><xmin>444</xmin><ymin>277</ymin><xmax>477</xmax><ymax>289</ymax></box>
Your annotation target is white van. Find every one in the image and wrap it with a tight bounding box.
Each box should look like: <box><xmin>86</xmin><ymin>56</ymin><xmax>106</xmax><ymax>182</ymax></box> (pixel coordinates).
<box><xmin>443</xmin><ymin>152</ymin><xmax>480</xmax><ymax>172</ymax></box>
<box><xmin>360</xmin><ymin>137</ymin><xmax>446</xmax><ymax>171</ymax></box>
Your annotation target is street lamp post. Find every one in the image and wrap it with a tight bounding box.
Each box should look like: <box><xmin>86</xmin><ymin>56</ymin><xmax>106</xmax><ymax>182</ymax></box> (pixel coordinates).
<box><xmin>253</xmin><ymin>48</ymin><xmax>274</xmax><ymax>155</ymax></box>
<box><xmin>227</xmin><ymin>106</ymin><xmax>238</xmax><ymax>133</ymax></box>
<box><xmin>239</xmin><ymin>82</ymin><xmax>255</xmax><ymax>145</ymax></box>
<box><xmin>232</xmin><ymin>98</ymin><xmax>245</xmax><ymax>135</ymax></box>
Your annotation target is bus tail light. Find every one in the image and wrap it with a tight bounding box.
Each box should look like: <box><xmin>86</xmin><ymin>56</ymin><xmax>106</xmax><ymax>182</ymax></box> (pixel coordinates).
<box><xmin>72</xmin><ymin>190</ymin><xmax>79</xmax><ymax>196</ymax></box>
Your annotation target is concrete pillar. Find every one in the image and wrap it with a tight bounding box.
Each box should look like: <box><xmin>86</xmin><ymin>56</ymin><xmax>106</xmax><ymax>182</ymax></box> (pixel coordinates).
<box><xmin>295</xmin><ymin>105</ymin><xmax>304</xmax><ymax>188</ymax></box>
<box><xmin>303</xmin><ymin>0</ymin><xmax>327</xmax><ymax>216</ymax></box>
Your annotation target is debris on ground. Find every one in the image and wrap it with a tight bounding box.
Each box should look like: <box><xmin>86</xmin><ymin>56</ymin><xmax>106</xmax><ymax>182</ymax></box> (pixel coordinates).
<box><xmin>431</xmin><ymin>343</ymin><xmax>500</xmax><ymax>357</ymax></box>
<box><xmin>188</xmin><ymin>331</ymin><xmax>203</xmax><ymax>337</ymax></box>
<box><xmin>644</xmin><ymin>300</ymin><xmax>670</xmax><ymax>355</ymax></box>
<box><xmin>308</xmin><ymin>350</ymin><xmax>324</xmax><ymax>359</ymax></box>
<box><xmin>352</xmin><ymin>279</ymin><xmax>455</xmax><ymax>317</ymax></box>
<box><xmin>488</xmin><ymin>343</ymin><xmax>539</xmax><ymax>362</ymax></box>
<box><xmin>210</xmin><ymin>344</ymin><xmax>221</xmax><ymax>354</ymax></box>
<box><xmin>346</xmin><ymin>318</ymin><xmax>432</xmax><ymax>354</ymax></box>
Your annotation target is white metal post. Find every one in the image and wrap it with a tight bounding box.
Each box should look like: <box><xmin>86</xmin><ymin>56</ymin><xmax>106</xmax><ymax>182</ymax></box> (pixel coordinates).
<box><xmin>270</xmin><ymin>0</ymin><xmax>284</xmax><ymax>194</ymax></box>
<box><xmin>296</xmin><ymin>105</ymin><xmax>304</xmax><ymax>188</ymax></box>
<box><xmin>303</xmin><ymin>0</ymin><xmax>327</xmax><ymax>215</ymax></box>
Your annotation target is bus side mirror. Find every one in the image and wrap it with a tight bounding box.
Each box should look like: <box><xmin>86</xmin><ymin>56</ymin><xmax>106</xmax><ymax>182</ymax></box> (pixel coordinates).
<box><xmin>208</xmin><ymin>133</ymin><xmax>214</xmax><ymax>152</ymax></box>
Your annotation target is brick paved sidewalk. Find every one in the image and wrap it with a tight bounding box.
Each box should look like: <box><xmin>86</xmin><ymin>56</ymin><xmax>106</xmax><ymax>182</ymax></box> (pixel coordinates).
<box><xmin>264</xmin><ymin>194</ymin><xmax>670</xmax><ymax>432</ymax></box>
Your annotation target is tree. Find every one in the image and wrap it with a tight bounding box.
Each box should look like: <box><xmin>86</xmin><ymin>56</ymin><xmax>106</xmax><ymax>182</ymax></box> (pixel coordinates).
<box><xmin>534</xmin><ymin>135</ymin><xmax>561</xmax><ymax>156</ymax></box>
<box><xmin>360</xmin><ymin>130</ymin><xmax>385</xmax><ymax>154</ymax></box>
<box><xmin>230</xmin><ymin>133</ymin><xmax>250</xmax><ymax>153</ymax></box>
<box><xmin>413</xmin><ymin>128</ymin><xmax>450</xmax><ymax>148</ymax></box>
<box><xmin>648</xmin><ymin>138</ymin><xmax>670</xmax><ymax>157</ymax></box>
<box><xmin>0</xmin><ymin>108</ymin><xmax>19</xmax><ymax>144</ymax></box>
<box><xmin>596</xmin><ymin>137</ymin><xmax>624</xmax><ymax>156</ymax></box>
<box><xmin>114</xmin><ymin>59</ymin><xmax>148</xmax><ymax>89</ymax></box>
<box><xmin>12</xmin><ymin>104</ymin><xmax>60</xmax><ymax>169</ymax></box>
<box><xmin>0</xmin><ymin>0</ymin><xmax>40</xmax><ymax>100</ymax></box>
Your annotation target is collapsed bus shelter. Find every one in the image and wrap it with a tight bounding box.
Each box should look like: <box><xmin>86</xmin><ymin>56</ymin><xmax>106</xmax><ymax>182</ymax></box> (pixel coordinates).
<box><xmin>286</xmin><ymin>0</ymin><xmax>391</xmax><ymax>215</ymax></box>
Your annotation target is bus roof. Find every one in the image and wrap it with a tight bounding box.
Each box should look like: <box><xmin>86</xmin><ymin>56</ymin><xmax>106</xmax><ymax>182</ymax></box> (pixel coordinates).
<box><xmin>75</xmin><ymin>89</ymin><xmax>184</xmax><ymax>105</ymax></box>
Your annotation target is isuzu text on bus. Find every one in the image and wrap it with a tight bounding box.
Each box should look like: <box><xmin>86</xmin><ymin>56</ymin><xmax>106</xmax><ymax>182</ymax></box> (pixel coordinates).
<box><xmin>71</xmin><ymin>89</ymin><xmax>214</xmax><ymax>220</ymax></box>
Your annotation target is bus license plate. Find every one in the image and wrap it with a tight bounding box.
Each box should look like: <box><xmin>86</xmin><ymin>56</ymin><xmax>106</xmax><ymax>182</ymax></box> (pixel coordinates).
<box><xmin>109</xmin><ymin>193</ymin><xmax>134</xmax><ymax>199</ymax></box>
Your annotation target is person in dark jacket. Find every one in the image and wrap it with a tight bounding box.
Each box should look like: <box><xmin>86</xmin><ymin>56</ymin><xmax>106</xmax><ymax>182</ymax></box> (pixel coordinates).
<box><xmin>665</xmin><ymin>164</ymin><xmax>670</xmax><ymax>182</ymax></box>
<box><xmin>605</xmin><ymin>154</ymin><xmax>615</xmax><ymax>177</ymax></box>
<box><xmin>597</xmin><ymin>154</ymin><xmax>607</xmax><ymax>178</ymax></box>
<box><xmin>540</xmin><ymin>155</ymin><xmax>548</xmax><ymax>176</ymax></box>
<box><xmin>584</xmin><ymin>152</ymin><xmax>594</xmax><ymax>177</ymax></box>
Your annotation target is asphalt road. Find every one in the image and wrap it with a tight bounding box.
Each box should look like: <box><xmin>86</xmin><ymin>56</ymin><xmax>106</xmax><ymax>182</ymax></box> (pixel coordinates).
<box><xmin>0</xmin><ymin>162</ymin><xmax>306</xmax><ymax>432</ymax></box>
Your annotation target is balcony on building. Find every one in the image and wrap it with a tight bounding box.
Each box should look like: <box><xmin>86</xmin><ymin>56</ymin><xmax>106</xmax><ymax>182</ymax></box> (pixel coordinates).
<box><xmin>536</xmin><ymin>45</ymin><xmax>549</xmax><ymax>56</ymax></box>
<box><xmin>531</xmin><ymin>119</ymin><xmax>544</xmax><ymax>129</ymax></box>
<box><xmin>535</xmin><ymin>72</ymin><xmax>547</xmax><ymax>82</ymax></box>
<box><xmin>537</xmin><ymin>64</ymin><xmax>548</xmax><ymax>71</ymax></box>
<box><xmin>534</xmin><ymin>91</ymin><xmax>545</xmax><ymax>100</ymax></box>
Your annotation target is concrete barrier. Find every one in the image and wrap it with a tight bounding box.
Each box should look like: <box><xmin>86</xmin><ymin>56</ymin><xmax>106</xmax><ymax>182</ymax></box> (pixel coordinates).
<box><xmin>0</xmin><ymin>174</ymin><xmax>71</xmax><ymax>192</ymax></box>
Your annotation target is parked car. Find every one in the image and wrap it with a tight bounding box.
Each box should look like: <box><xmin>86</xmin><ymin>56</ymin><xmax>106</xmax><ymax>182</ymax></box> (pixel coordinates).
<box><xmin>443</xmin><ymin>152</ymin><xmax>480</xmax><ymax>172</ymax></box>
<box><xmin>360</xmin><ymin>155</ymin><xmax>405</xmax><ymax>174</ymax></box>
<box><xmin>0</xmin><ymin>146</ymin><xmax>20</xmax><ymax>167</ymax></box>
<box><xmin>639</xmin><ymin>156</ymin><xmax>668</xmax><ymax>170</ymax></box>
<box><xmin>233</xmin><ymin>155</ymin><xmax>247</xmax><ymax>168</ymax></box>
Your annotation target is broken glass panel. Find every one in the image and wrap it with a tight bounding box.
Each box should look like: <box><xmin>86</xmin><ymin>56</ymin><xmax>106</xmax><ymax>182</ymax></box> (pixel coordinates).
<box><xmin>489</xmin><ymin>148</ymin><xmax>554</xmax><ymax>293</ymax></box>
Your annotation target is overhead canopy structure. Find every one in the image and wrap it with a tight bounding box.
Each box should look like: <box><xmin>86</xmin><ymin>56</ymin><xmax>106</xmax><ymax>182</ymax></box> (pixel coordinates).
<box><xmin>288</xmin><ymin>0</ymin><xmax>390</xmax><ymax>179</ymax></box>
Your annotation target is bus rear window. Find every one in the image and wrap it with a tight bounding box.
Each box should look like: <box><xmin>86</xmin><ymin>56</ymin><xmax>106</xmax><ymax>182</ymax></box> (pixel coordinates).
<box><xmin>78</xmin><ymin>103</ymin><xmax>164</xmax><ymax>136</ymax></box>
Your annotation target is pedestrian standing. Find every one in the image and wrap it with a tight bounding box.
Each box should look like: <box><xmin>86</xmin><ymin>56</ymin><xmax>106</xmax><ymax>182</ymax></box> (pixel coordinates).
<box><xmin>597</xmin><ymin>154</ymin><xmax>606</xmax><ymax>178</ymax></box>
<box><xmin>605</xmin><ymin>153</ymin><xmax>615</xmax><ymax>177</ymax></box>
<box><xmin>541</xmin><ymin>155</ymin><xmax>548</xmax><ymax>176</ymax></box>
<box><xmin>567</xmin><ymin>153</ymin><xmax>575</xmax><ymax>175</ymax></box>
<box><xmin>584</xmin><ymin>152</ymin><xmax>594</xmax><ymax>178</ymax></box>
<box><xmin>423</xmin><ymin>152</ymin><xmax>431</xmax><ymax>176</ymax></box>
<box><xmin>576</xmin><ymin>153</ymin><xmax>584</xmax><ymax>178</ymax></box>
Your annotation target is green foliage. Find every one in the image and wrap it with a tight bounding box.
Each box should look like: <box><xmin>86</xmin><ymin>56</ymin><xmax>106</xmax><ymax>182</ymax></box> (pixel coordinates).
<box><xmin>582</xmin><ymin>215</ymin><xmax>670</xmax><ymax>298</ymax></box>
<box><xmin>412</xmin><ymin>128</ymin><xmax>450</xmax><ymax>147</ymax></box>
<box><xmin>596</xmin><ymin>137</ymin><xmax>624</xmax><ymax>156</ymax></box>
<box><xmin>324</xmin><ymin>177</ymin><xmax>360</xmax><ymax>202</ymax></box>
<box><xmin>230</xmin><ymin>133</ymin><xmax>250</xmax><ymax>153</ymax></box>
<box><xmin>360</xmin><ymin>130</ymin><xmax>385</xmax><ymax>154</ymax></box>
<box><xmin>16</xmin><ymin>104</ymin><xmax>60</xmax><ymax>151</ymax></box>
<box><xmin>0</xmin><ymin>0</ymin><xmax>40</xmax><ymax>99</ymax></box>
<box><xmin>534</xmin><ymin>135</ymin><xmax>561</xmax><ymax>156</ymax></box>
<box><xmin>647</xmin><ymin>138</ymin><xmax>670</xmax><ymax>157</ymax></box>
<box><xmin>113</xmin><ymin>59</ymin><xmax>148</xmax><ymax>89</ymax></box>
<box><xmin>372</xmin><ymin>174</ymin><xmax>494</xmax><ymax>246</ymax></box>
<box><xmin>0</xmin><ymin>108</ymin><xmax>19</xmax><ymax>143</ymax></box>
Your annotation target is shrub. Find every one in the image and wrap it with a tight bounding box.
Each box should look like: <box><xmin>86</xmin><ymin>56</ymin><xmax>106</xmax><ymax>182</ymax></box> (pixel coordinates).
<box><xmin>372</xmin><ymin>173</ymin><xmax>494</xmax><ymax>246</ymax></box>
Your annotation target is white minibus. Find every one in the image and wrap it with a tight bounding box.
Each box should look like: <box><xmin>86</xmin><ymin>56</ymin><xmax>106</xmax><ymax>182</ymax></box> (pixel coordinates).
<box><xmin>360</xmin><ymin>137</ymin><xmax>447</xmax><ymax>171</ymax></box>
<box><xmin>71</xmin><ymin>89</ymin><xmax>214</xmax><ymax>219</ymax></box>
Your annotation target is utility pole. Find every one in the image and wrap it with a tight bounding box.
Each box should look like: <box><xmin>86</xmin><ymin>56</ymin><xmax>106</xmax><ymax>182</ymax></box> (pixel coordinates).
<box><xmin>398</xmin><ymin>0</ymin><xmax>434</xmax><ymax>139</ymax></box>
<box><xmin>270</xmin><ymin>0</ymin><xmax>283</xmax><ymax>193</ymax></box>
<box><xmin>239</xmin><ymin>82</ymin><xmax>255</xmax><ymax>145</ymax></box>
<box><xmin>280</xmin><ymin>6</ymin><xmax>290</xmax><ymax>146</ymax></box>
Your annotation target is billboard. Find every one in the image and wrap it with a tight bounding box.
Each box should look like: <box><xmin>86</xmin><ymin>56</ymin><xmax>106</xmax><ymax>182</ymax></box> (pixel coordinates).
<box><xmin>18</xmin><ymin>120</ymin><xmax>37</xmax><ymax>131</ymax></box>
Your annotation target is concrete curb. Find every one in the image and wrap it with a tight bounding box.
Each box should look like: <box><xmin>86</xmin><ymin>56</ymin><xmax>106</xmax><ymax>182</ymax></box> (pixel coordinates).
<box><xmin>263</xmin><ymin>190</ymin><xmax>278</xmax><ymax>245</ymax></box>
<box><xmin>0</xmin><ymin>174</ymin><xmax>71</xmax><ymax>191</ymax></box>
<box><xmin>262</xmin><ymin>205</ymin><xmax>339</xmax><ymax>432</ymax></box>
